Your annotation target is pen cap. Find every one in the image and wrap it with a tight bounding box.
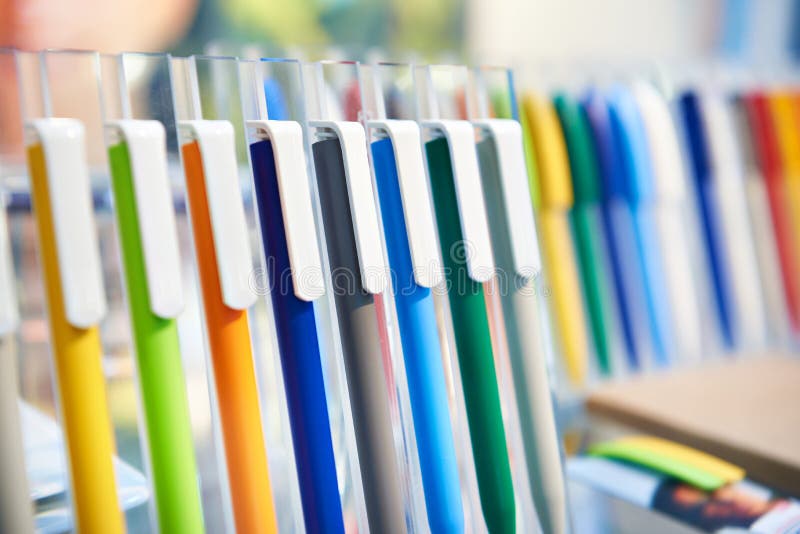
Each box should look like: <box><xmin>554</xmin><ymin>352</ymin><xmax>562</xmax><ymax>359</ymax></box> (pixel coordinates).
<box><xmin>553</xmin><ymin>93</ymin><xmax>602</xmax><ymax>204</ymax></box>
<box><xmin>741</xmin><ymin>92</ymin><xmax>783</xmax><ymax>185</ymax></box>
<box><xmin>173</xmin><ymin>56</ymin><xmax>256</xmax><ymax>310</ymax></box>
<box><xmin>470</xmin><ymin>65</ymin><xmax>540</xmax><ymax>278</ymax></box>
<box><xmin>582</xmin><ymin>89</ymin><xmax>627</xmax><ymax>202</ymax></box>
<box><xmin>631</xmin><ymin>81</ymin><xmax>688</xmax><ymax>203</ymax></box>
<box><xmin>606</xmin><ymin>85</ymin><xmax>657</xmax><ymax>205</ymax></box>
<box><xmin>417</xmin><ymin>64</ymin><xmax>495</xmax><ymax>282</ymax></box>
<box><xmin>766</xmin><ymin>91</ymin><xmax>800</xmax><ymax>182</ymax></box>
<box><xmin>100</xmin><ymin>53</ymin><xmax>185</xmax><ymax>319</ymax></box>
<box><xmin>698</xmin><ymin>91</ymin><xmax>747</xmax><ymax>188</ymax></box>
<box><xmin>521</xmin><ymin>92</ymin><xmax>574</xmax><ymax>209</ymax></box>
<box><xmin>17</xmin><ymin>50</ymin><xmax>107</xmax><ymax>328</ymax></box>
<box><xmin>241</xmin><ymin>58</ymin><xmax>325</xmax><ymax>301</ymax></box>
<box><xmin>361</xmin><ymin>63</ymin><xmax>443</xmax><ymax>288</ymax></box>
<box><xmin>730</xmin><ymin>96</ymin><xmax>760</xmax><ymax>179</ymax></box>
<box><xmin>306</xmin><ymin>61</ymin><xmax>387</xmax><ymax>294</ymax></box>
<box><xmin>678</xmin><ymin>91</ymin><xmax>713</xmax><ymax>185</ymax></box>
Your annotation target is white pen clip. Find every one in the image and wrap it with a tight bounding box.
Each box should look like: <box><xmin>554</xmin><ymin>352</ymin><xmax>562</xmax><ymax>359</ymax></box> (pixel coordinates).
<box><xmin>108</xmin><ymin>120</ymin><xmax>184</xmax><ymax>318</ymax></box>
<box><xmin>369</xmin><ymin>119</ymin><xmax>442</xmax><ymax>288</ymax></box>
<box><xmin>248</xmin><ymin>120</ymin><xmax>325</xmax><ymax>301</ymax></box>
<box><xmin>473</xmin><ymin>119</ymin><xmax>541</xmax><ymax>278</ymax></box>
<box><xmin>26</xmin><ymin>118</ymin><xmax>107</xmax><ymax>328</ymax></box>
<box><xmin>631</xmin><ymin>82</ymin><xmax>687</xmax><ymax>202</ymax></box>
<box><xmin>310</xmin><ymin>120</ymin><xmax>387</xmax><ymax>294</ymax></box>
<box><xmin>0</xmin><ymin>197</ymin><xmax>19</xmax><ymax>336</ymax></box>
<box><xmin>421</xmin><ymin>119</ymin><xmax>495</xmax><ymax>282</ymax></box>
<box><xmin>180</xmin><ymin>120</ymin><xmax>256</xmax><ymax>310</ymax></box>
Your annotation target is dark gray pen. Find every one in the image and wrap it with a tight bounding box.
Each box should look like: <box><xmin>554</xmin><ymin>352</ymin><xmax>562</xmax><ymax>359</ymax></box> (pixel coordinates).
<box><xmin>312</xmin><ymin>135</ymin><xmax>406</xmax><ymax>534</ymax></box>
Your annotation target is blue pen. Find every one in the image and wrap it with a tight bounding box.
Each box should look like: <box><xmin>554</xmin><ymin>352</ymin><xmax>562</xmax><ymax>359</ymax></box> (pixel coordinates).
<box><xmin>678</xmin><ymin>92</ymin><xmax>735</xmax><ymax>349</ymax></box>
<box><xmin>607</xmin><ymin>87</ymin><xmax>675</xmax><ymax>367</ymax></box>
<box><xmin>371</xmin><ymin>134</ymin><xmax>464</xmax><ymax>534</ymax></box>
<box><xmin>250</xmin><ymin>138</ymin><xmax>345</xmax><ymax>533</ymax></box>
<box><xmin>583</xmin><ymin>91</ymin><xmax>640</xmax><ymax>369</ymax></box>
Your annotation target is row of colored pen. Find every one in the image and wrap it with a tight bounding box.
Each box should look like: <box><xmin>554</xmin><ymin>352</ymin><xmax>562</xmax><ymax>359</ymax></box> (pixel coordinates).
<box><xmin>0</xmin><ymin>51</ymin><xmax>562</xmax><ymax>534</ymax></box>
<box><xmin>2</xmin><ymin>49</ymin><xmax>798</xmax><ymax>534</ymax></box>
<box><xmin>523</xmin><ymin>78</ymin><xmax>800</xmax><ymax>390</ymax></box>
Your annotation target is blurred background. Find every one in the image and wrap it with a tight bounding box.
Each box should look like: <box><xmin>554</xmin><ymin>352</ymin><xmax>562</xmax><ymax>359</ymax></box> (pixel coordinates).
<box><xmin>3</xmin><ymin>0</ymin><xmax>800</xmax><ymax>65</ymax></box>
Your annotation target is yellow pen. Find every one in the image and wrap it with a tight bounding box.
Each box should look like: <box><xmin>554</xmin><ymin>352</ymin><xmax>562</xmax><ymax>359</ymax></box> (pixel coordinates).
<box><xmin>25</xmin><ymin>118</ymin><xmax>125</xmax><ymax>533</ymax></box>
<box><xmin>521</xmin><ymin>93</ymin><xmax>589</xmax><ymax>386</ymax></box>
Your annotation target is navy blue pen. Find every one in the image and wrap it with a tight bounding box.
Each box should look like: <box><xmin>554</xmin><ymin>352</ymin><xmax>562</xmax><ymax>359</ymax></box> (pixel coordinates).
<box><xmin>583</xmin><ymin>91</ymin><xmax>640</xmax><ymax>369</ymax></box>
<box><xmin>607</xmin><ymin>87</ymin><xmax>674</xmax><ymax>366</ymax></box>
<box><xmin>250</xmin><ymin>137</ymin><xmax>345</xmax><ymax>533</ymax></box>
<box><xmin>370</xmin><ymin>132</ymin><xmax>464</xmax><ymax>534</ymax></box>
<box><xmin>678</xmin><ymin>92</ymin><xmax>735</xmax><ymax>349</ymax></box>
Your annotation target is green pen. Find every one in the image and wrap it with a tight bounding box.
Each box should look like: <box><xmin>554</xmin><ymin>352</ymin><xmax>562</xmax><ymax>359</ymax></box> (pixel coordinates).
<box><xmin>554</xmin><ymin>94</ymin><xmax>614</xmax><ymax>376</ymax></box>
<box><xmin>483</xmin><ymin>84</ymin><xmax>570</xmax><ymax>534</ymax></box>
<box><xmin>107</xmin><ymin>123</ymin><xmax>205</xmax><ymax>534</ymax></box>
<box><xmin>424</xmin><ymin>130</ymin><xmax>516</xmax><ymax>534</ymax></box>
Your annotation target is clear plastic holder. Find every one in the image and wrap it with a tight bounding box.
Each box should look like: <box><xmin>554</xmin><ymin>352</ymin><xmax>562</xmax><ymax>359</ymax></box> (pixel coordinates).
<box><xmin>302</xmin><ymin>59</ymin><xmax>427</xmax><ymax>533</ymax></box>
<box><xmin>98</xmin><ymin>52</ymin><xmax>228</xmax><ymax>534</ymax></box>
<box><xmin>238</xmin><ymin>56</ymin><xmax>370</xmax><ymax>533</ymax></box>
<box><xmin>414</xmin><ymin>62</ymin><xmax>538</xmax><ymax>533</ymax></box>
<box><xmin>470</xmin><ymin>65</ymin><xmax>573</xmax><ymax>534</ymax></box>
<box><xmin>360</xmin><ymin>61</ymin><xmax>486</xmax><ymax>534</ymax></box>
<box><xmin>13</xmin><ymin>49</ymin><xmax>144</xmax><ymax>533</ymax></box>
<box><xmin>170</xmin><ymin>53</ymin><xmax>301</xmax><ymax>534</ymax></box>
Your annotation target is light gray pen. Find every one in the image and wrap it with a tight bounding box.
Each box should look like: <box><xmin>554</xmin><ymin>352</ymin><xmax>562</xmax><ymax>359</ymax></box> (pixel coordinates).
<box><xmin>0</xmin><ymin>198</ymin><xmax>36</xmax><ymax>534</ymax></box>
<box><xmin>476</xmin><ymin>121</ymin><xmax>571</xmax><ymax>534</ymax></box>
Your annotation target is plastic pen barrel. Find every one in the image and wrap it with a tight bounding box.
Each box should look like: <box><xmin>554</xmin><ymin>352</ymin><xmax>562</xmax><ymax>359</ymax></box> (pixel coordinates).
<box><xmin>371</xmin><ymin>137</ymin><xmax>465</xmax><ymax>534</ymax></box>
<box><xmin>477</xmin><ymin>135</ymin><xmax>569</xmax><ymax>534</ymax></box>
<box><xmin>0</xmin><ymin>338</ymin><xmax>35</xmax><ymax>534</ymax></box>
<box><xmin>743</xmin><ymin>95</ymin><xmax>800</xmax><ymax>334</ymax></box>
<box><xmin>107</xmin><ymin>142</ymin><xmax>205</xmax><ymax>533</ymax></box>
<box><xmin>249</xmin><ymin>139</ymin><xmax>345</xmax><ymax>533</ymax></box>
<box><xmin>678</xmin><ymin>93</ymin><xmax>736</xmax><ymax>349</ymax></box>
<box><xmin>555</xmin><ymin>95</ymin><xmax>613</xmax><ymax>375</ymax></box>
<box><xmin>27</xmin><ymin>144</ymin><xmax>126</xmax><ymax>534</ymax></box>
<box><xmin>582</xmin><ymin>93</ymin><xmax>642</xmax><ymax>369</ymax></box>
<box><xmin>182</xmin><ymin>141</ymin><xmax>278</xmax><ymax>534</ymax></box>
<box><xmin>312</xmin><ymin>137</ymin><xmax>406</xmax><ymax>534</ymax></box>
<box><xmin>607</xmin><ymin>91</ymin><xmax>674</xmax><ymax>366</ymax></box>
<box><xmin>425</xmin><ymin>136</ymin><xmax>516</xmax><ymax>534</ymax></box>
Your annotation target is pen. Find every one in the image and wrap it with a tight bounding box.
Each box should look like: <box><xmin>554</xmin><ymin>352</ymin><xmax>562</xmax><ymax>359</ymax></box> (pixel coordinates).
<box><xmin>554</xmin><ymin>93</ymin><xmax>614</xmax><ymax>375</ymax></box>
<box><xmin>26</xmin><ymin>118</ymin><xmax>125</xmax><ymax>533</ymax></box>
<box><xmin>521</xmin><ymin>92</ymin><xmax>590</xmax><ymax>384</ymax></box>
<box><xmin>180</xmin><ymin>121</ymin><xmax>278</xmax><ymax>534</ymax></box>
<box><xmin>731</xmin><ymin>98</ymin><xmax>791</xmax><ymax>342</ymax></box>
<box><xmin>105</xmin><ymin>121</ymin><xmax>205</xmax><ymax>533</ymax></box>
<box><xmin>631</xmin><ymin>81</ymin><xmax>703</xmax><ymax>361</ymax></box>
<box><xmin>248</xmin><ymin>120</ymin><xmax>345</xmax><ymax>533</ymax></box>
<box><xmin>582</xmin><ymin>89</ymin><xmax>647</xmax><ymax>370</ymax></box>
<box><xmin>678</xmin><ymin>92</ymin><xmax>736</xmax><ymax>349</ymax></box>
<box><xmin>369</xmin><ymin>120</ymin><xmax>464</xmax><ymax>533</ymax></box>
<box><xmin>0</xmin><ymin>197</ymin><xmax>35</xmax><ymax>534</ymax></box>
<box><xmin>310</xmin><ymin>122</ymin><xmax>406</xmax><ymax>533</ymax></box>
<box><xmin>474</xmin><ymin>114</ymin><xmax>570</xmax><ymax>534</ymax></box>
<box><xmin>763</xmin><ymin>93</ymin><xmax>800</xmax><ymax>334</ymax></box>
<box><xmin>607</xmin><ymin>86</ymin><xmax>674</xmax><ymax>366</ymax></box>
<box><xmin>692</xmin><ymin>92</ymin><xmax>768</xmax><ymax>348</ymax></box>
<box><xmin>742</xmin><ymin>94</ymin><xmax>800</xmax><ymax>333</ymax></box>
<box><xmin>423</xmin><ymin>119</ymin><xmax>516</xmax><ymax>534</ymax></box>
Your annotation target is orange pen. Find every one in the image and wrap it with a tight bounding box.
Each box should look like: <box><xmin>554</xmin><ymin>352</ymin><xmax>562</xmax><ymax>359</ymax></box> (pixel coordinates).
<box><xmin>180</xmin><ymin>121</ymin><xmax>278</xmax><ymax>534</ymax></box>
